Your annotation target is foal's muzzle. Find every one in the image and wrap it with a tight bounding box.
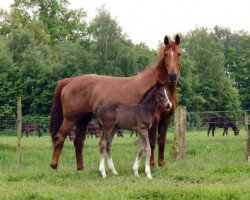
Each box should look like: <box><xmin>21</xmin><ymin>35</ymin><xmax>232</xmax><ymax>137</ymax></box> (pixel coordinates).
<box><xmin>164</xmin><ymin>101</ymin><xmax>172</xmax><ymax>111</ymax></box>
<box><xmin>168</xmin><ymin>73</ymin><xmax>177</xmax><ymax>83</ymax></box>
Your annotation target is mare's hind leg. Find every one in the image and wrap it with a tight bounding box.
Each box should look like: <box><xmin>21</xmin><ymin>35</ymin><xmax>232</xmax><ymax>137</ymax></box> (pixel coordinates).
<box><xmin>51</xmin><ymin>118</ymin><xmax>76</xmax><ymax>170</ymax></box>
<box><xmin>106</xmin><ymin>128</ymin><xmax>118</xmax><ymax>175</ymax></box>
<box><xmin>133</xmin><ymin>139</ymin><xmax>143</xmax><ymax>176</ymax></box>
<box><xmin>74</xmin><ymin>114</ymin><xmax>93</xmax><ymax>170</ymax></box>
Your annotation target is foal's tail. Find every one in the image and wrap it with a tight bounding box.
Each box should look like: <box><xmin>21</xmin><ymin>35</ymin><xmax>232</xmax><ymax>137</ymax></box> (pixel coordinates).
<box><xmin>49</xmin><ymin>78</ymin><xmax>72</xmax><ymax>143</ymax></box>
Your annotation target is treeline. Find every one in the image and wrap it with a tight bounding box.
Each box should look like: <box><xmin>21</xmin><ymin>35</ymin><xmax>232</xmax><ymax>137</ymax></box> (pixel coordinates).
<box><xmin>0</xmin><ymin>0</ymin><xmax>249</xmax><ymax>117</ymax></box>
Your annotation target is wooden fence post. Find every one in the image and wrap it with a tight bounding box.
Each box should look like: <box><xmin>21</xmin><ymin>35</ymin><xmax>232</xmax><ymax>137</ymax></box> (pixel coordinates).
<box><xmin>245</xmin><ymin>111</ymin><xmax>248</xmax><ymax>131</ymax></box>
<box><xmin>246</xmin><ymin>122</ymin><xmax>250</xmax><ymax>162</ymax></box>
<box><xmin>172</xmin><ymin>106</ymin><xmax>186</xmax><ymax>162</ymax></box>
<box><xmin>17</xmin><ymin>97</ymin><xmax>22</xmax><ymax>168</ymax></box>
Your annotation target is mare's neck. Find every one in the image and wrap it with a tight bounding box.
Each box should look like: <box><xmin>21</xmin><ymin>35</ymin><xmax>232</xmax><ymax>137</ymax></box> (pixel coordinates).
<box><xmin>135</xmin><ymin>56</ymin><xmax>167</xmax><ymax>95</ymax></box>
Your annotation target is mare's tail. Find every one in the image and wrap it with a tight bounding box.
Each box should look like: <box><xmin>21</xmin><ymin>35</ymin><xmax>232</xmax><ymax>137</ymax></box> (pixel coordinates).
<box><xmin>49</xmin><ymin>78</ymin><xmax>72</xmax><ymax>143</ymax></box>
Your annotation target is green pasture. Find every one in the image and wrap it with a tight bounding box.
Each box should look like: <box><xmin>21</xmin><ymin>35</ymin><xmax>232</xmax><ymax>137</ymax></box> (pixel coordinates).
<box><xmin>0</xmin><ymin>129</ymin><xmax>250</xmax><ymax>200</ymax></box>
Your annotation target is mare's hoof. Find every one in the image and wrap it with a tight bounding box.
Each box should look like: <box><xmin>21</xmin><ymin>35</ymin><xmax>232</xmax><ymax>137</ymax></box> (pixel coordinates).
<box><xmin>51</xmin><ymin>164</ymin><xmax>58</xmax><ymax>171</ymax></box>
<box><xmin>158</xmin><ymin>161</ymin><xmax>165</xmax><ymax>167</ymax></box>
<box><xmin>150</xmin><ymin>160</ymin><xmax>156</xmax><ymax>166</ymax></box>
<box><xmin>77</xmin><ymin>166</ymin><xmax>84</xmax><ymax>171</ymax></box>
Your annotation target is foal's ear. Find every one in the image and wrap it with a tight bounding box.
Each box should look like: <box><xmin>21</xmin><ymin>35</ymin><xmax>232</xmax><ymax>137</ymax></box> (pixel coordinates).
<box><xmin>175</xmin><ymin>34</ymin><xmax>180</xmax><ymax>45</ymax></box>
<box><xmin>156</xmin><ymin>80</ymin><xmax>161</xmax><ymax>89</ymax></box>
<box><xmin>162</xmin><ymin>80</ymin><xmax>166</xmax><ymax>87</ymax></box>
<box><xmin>164</xmin><ymin>35</ymin><xmax>169</xmax><ymax>46</ymax></box>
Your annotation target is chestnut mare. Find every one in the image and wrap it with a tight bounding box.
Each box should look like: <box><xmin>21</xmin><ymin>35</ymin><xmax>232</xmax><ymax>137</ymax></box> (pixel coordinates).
<box><xmin>49</xmin><ymin>35</ymin><xmax>181</xmax><ymax>170</ymax></box>
<box><xmin>96</xmin><ymin>81</ymin><xmax>171</xmax><ymax>179</ymax></box>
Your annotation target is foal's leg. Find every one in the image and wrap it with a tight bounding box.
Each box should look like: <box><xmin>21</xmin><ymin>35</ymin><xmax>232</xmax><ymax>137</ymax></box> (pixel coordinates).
<box><xmin>99</xmin><ymin>124</ymin><xmax>114</xmax><ymax>178</ymax></box>
<box><xmin>99</xmin><ymin>132</ymin><xmax>107</xmax><ymax>178</ymax></box>
<box><xmin>133</xmin><ymin>139</ymin><xmax>143</xmax><ymax>177</ymax></box>
<box><xmin>51</xmin><ymin>118</ymin><xmax>76</xmax><ymax>170</ymax></box>
<box><xmin>106</xmin><ymin>128</ymin><xmax>118</xmax><ymax>175</ymax></box>
<box><xmin>139</xmin><ymin>130</ymin><xmax>152</xmax><ymax>179</ymax></box>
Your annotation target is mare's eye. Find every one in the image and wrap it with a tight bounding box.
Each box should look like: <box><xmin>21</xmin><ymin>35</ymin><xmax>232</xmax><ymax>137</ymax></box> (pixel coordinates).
<box><xmin>177</xmin><ymin>53</ymin><xmax>181</xmax><ymax>57</ymax></box>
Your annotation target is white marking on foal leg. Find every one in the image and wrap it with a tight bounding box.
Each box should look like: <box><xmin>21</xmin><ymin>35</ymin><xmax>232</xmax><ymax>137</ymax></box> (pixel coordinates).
<box><xmin>145</xmin><ymin>155</ymin><xmax>152</xmax><ymax>179</ymax></box>
<box><xmin>133</xmin><ymin>155</ymin><xmax>140</xmax><ymax>177</ymax></box>
<box><xmin>108</xmin><ymin>157</ymin><xmax>118</xmax><ymax>175</ymax></box>
<box><xmin>99</xmin><ymin>154</ymin><xmax>107</xmax><ymax>178</ymax></box>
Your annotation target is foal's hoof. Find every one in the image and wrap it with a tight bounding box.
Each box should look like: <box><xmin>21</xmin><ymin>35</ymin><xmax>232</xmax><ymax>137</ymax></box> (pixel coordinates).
<box><xmin>147</xmin><ymin>174</ymin><xmax>153</xmax><ymax>179</ymax></box>
<box><xmin>101</xmin><ymin>173</ymin><xmax>107</xmax><ymax>178</ymax></box>
<box><xmin>158</xmin><ymin>160</ymin><xmax>165</xmax><ymax>167</ymax></box>
<box><xmin>112</xmin><ymin>169</ymin><xmax>118</xmax><ymax>175</ymax></box>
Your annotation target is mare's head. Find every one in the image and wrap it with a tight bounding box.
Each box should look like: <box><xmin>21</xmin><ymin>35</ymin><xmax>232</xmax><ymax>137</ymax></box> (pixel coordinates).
<box><xmin>163</xmin><ymin>35</ymin><xmax>181</xmax><ymax>83</ymax></box>
<box><xmin>155</xmin><ymin>81</ymin><xmax>172</xmax><ymax>110</ymax></box>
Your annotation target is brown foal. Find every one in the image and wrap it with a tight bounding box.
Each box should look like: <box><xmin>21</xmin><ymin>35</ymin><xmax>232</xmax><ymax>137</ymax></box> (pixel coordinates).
<box><xmin>96</xmin><ymin>81</ymin><xmax>171</xmax><ymax>178</ymax></box>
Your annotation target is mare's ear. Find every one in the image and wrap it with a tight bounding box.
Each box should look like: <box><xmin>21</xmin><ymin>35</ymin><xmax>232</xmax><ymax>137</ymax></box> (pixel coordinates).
<box><xmin>156</xmin><ymin>80</ymin><xmax>161</xmax><ymax>89</ymax></box>
<box><xmin>164</xmin><ymin>35</ymin><xmax>169</xmax><ymax>46</ymax></box>
<box><xmin>175</xmin><ymin>34</ymin><xmax>180</xmax><ymax>45</ymax></box>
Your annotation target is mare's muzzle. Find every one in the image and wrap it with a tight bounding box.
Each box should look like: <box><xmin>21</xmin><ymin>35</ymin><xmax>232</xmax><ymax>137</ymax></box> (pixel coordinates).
<box><xmin>168</xmin><ymin>73</ymin><xmax>177</xmax><ymax>83</ymax></box>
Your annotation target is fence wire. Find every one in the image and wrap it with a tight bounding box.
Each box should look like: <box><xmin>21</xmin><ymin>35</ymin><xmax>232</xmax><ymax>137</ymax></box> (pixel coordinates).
<box><xmin>0</xmin><ymin>110</ymin><xmax>249</xmax><ymax>169</ymax></box>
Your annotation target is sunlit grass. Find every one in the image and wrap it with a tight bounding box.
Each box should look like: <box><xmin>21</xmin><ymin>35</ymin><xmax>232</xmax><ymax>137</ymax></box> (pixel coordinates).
<box><xmin>0</xmin><ymin>129</ymin><xmax>249</xmax><ymax>199</ymax></box>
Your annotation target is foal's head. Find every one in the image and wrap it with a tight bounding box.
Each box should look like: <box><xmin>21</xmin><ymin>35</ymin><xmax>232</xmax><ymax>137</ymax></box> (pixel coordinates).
<box><xmin>163</xmin><ymin>35</ymin><xmax>181</xmax><ymax>83</ymax></box>
<box><xmin>155</xmin><ymin>81</ymin><xmax>172</xmax><ymax>110</ymax></box>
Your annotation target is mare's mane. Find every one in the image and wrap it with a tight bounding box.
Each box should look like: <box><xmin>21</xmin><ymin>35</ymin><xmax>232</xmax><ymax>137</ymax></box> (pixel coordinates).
<box><xmin>137</xmin><ymin>42</ymin><xmax>177</xmax><ymax>75</ymax></box>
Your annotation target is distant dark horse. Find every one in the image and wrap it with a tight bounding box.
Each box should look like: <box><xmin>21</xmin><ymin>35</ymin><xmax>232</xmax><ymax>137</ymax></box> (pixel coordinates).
<box><xmin>22</xmin><ymin>123</ymin><xmax>47</xmax><ymax>137</ymax></box>
<box><xmin>69</xmin><ymin>119</ymin><xmax>101</xmax><ymax>142</ymax></box>
<box><xmin>203</xmin><ymin>117</ymin><xmax>240</xmax><ymax>137</ymax></box>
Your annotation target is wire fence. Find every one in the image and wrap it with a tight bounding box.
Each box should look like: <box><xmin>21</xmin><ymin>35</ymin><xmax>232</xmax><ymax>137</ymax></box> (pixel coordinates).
<box><xmin>0</xmin><ymin>110</ymin><xmax>249</xmax><ymax>169</ymax></box>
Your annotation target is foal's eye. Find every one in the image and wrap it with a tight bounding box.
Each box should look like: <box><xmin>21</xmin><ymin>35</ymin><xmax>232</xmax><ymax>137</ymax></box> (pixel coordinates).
<box><xmin>177</xmin><ymin>53</ymin><xmax>181</xmax><ymax>57</ymax></box>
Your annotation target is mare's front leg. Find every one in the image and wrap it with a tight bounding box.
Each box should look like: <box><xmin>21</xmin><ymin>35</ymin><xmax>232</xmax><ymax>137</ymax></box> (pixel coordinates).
<box><xmin>74</xmin><ymin>114</ymin><xmax>93</xmax><ymax>170</ymax></box>
<box><xmin>51</xmin><ymin>118</ymin><xmax>76</xmax><ymax>170</ymax></box>
<box><xmin>148</xmin><ymin>122</ymin><xmax>158</xmax><ymax>166</ymax></box>
<box><xmin>158</xmin><ymin>116</ymin><xmax>171</xmax><ymax>166</ymax></box>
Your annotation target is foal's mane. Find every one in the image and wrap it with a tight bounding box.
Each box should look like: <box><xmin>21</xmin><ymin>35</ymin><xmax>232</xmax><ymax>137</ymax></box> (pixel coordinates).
<box><xmin>138</xmin><ymin>85</ymin><xmax>157</xmax><ymax>104</ymax></box>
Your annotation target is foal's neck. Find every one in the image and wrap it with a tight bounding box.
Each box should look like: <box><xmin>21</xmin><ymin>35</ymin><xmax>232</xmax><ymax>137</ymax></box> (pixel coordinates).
<box><xmin>140</xmin><ymin>90</ymin><xmax>158</xmax><ymax>115</ymax></box>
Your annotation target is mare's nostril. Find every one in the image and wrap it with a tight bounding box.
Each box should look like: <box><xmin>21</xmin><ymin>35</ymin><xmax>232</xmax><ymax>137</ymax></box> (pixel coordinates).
<box><xmin>168</xmin><ymin>74</ymin><xmax>177</xmax><ymax>83</ymax></box>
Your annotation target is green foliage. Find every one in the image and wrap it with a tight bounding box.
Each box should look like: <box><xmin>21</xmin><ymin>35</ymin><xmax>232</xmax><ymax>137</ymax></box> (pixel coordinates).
<box><xmin>0</xmin><ymin>1</ymin><xmax>248</xmax><ymax>117</ymax></box>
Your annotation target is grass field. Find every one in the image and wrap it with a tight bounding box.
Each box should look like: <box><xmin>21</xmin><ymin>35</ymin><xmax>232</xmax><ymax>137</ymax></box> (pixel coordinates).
<box><xmin>0</xmin><ymin>129</ymin><xmax>250</xmax><ymax>200</ymax></box>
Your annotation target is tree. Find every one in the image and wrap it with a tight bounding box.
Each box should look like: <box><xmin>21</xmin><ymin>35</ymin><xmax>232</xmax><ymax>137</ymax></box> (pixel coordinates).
<box><xmin>179</xmin><ymin>28</ymin><xmax>241</xmax><ymax>111</ymax></box>
<box><xmin>12</xmin><ymin>0</ymin><xmax>87</xmax><ymax>42</ymax></box>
